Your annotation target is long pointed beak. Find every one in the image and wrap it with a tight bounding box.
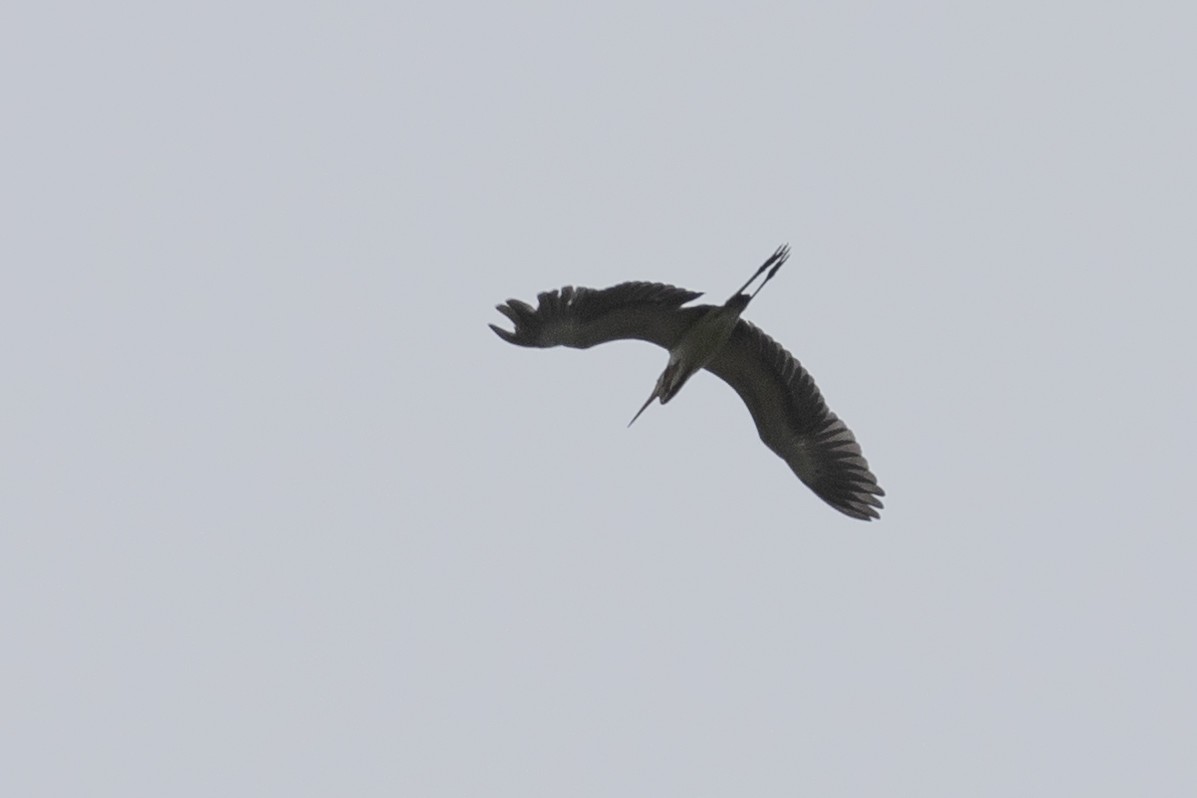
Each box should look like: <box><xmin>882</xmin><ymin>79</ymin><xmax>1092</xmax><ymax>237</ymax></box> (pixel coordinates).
<box><xmin>627</xmin><ymin>389</ymin><xmax>658</xmax><ymax>427</ymax></box>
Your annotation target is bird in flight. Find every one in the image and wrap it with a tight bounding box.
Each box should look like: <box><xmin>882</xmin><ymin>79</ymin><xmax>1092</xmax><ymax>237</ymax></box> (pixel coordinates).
<box><xmin>489</xmin><ymin>245</ymin><xmax>884</xmax><ymax>520</ymax></box>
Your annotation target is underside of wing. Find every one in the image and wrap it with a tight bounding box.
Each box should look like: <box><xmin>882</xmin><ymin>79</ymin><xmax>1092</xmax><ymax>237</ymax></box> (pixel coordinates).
<box><xmin>490</xmin><ymin>282</ymin><xmax>708</xmax><ymax>351</ymax></box>
<box><xmin>705</xmin><ymin>320</ymin><xmax>885</xmax><ymax>520</ymax></box>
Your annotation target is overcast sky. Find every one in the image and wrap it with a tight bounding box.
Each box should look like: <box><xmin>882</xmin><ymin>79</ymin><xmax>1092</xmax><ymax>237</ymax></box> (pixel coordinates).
<box><xmin>4</xmin><ymin>1</ymin><xmax>1195</xmax><ymax>796</ymax></box>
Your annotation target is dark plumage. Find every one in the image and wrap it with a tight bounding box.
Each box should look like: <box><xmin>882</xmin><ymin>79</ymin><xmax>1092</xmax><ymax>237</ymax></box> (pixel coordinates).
<box><xmin>490</xmin><ymin>246</ymin><xmax>884</xmax><ymax>520</ymax></box>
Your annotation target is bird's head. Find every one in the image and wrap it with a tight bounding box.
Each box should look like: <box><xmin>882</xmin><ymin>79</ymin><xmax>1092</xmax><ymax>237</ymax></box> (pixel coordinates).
<box><xmin>628</xmin><ymin>362</ymin><xmax>687</xmax><ymax>427</ymax></box>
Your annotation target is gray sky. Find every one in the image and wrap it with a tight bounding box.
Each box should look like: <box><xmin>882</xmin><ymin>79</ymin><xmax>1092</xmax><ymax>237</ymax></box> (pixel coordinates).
<box><xmin>4</xmin><ymin>1</ymin><xmax>1195</xmax><ymax>795</ymax></box>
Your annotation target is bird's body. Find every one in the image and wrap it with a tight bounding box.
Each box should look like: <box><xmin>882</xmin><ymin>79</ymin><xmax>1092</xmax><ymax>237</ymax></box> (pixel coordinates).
<box><xmin>490</xmin><ymin>245</ymin><xmax>885</xmax><ymax>520</ymax></box>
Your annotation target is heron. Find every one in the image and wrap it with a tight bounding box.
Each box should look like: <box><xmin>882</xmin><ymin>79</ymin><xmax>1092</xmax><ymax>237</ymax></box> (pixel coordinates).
<box><xmin>489</xmin><ymin>245</ymin><xmax>884</xmax><ymax>520</ymax></box>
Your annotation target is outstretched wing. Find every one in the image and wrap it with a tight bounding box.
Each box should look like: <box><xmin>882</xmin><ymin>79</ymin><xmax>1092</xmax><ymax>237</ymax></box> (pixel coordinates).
<box><xmin>490</xmin><ymin>282</ymin><xmax>708</xmax><ymax>351</ymax></box>
<box><xmin>705</xmin><ymin>320</ymin><xmax>885</xmax><ymax>520</ymax></box>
